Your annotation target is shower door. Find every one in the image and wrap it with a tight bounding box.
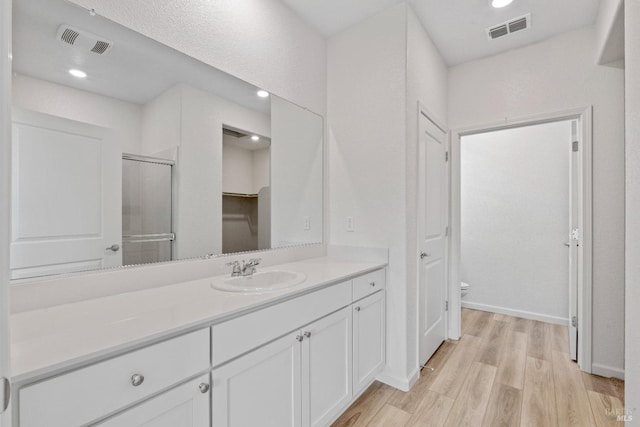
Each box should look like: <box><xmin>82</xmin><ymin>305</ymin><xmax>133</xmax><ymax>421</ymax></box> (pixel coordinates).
<box><xmin>122</xmin><ymin>154</ymin><xmax>174</xmax><ymax>265</ymax></box>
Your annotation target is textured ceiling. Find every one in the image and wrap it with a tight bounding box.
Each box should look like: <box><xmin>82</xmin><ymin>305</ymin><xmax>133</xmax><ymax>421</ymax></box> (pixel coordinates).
<box><xmin>280</xmin><ymin>0</ymin><xmax>601</xmax><ymax>65</ymax></box>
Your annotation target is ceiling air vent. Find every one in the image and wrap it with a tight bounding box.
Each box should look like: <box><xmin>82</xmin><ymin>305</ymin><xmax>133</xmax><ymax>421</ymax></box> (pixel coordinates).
<box><xmin>57</xmin><ymin>24</ymin><xmax>114</xmax><ymax>55</ymax></box>
<box><xmin>486</xmin><ymin>14</ymin><xmax>531</xmax><ymax>40</ymax></box>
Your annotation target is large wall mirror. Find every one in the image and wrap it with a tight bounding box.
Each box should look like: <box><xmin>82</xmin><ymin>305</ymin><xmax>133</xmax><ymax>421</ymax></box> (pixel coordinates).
<box><xmin>10</xmin><ymin>0</ymin><xmax>324</xmax><ymax>280</ymax></box>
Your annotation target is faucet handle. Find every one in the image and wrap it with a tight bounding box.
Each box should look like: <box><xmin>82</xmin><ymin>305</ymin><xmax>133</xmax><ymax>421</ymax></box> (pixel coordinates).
<box><xmin>249</xmin><ymin>258</ymin><xmax>262</xmax><ymax>265</ymax></box>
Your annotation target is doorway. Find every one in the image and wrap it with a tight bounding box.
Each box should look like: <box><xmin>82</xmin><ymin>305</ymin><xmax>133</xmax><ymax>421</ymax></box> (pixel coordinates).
<box><xmin>450</xmin><ymin>108</ymin><xmax>593</xmax><ymax>372</ymax></box>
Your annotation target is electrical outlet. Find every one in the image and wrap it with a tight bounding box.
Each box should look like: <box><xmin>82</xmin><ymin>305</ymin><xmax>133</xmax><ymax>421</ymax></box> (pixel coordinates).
<box><xmin>346</xmin><ymin>216</ymin><xmax>354</xmax><ymax>232</ymax></box>
<box><xmin>303</xmin><ymin>216</ymin><xmax>310</xmax><ymax>230</ymax></box>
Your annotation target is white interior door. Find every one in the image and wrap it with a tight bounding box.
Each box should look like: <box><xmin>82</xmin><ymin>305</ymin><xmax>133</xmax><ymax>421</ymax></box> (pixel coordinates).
<box><xmin>11</xmin><ymin>109</ymin><xmax>121</xmax><ymax>279</ymax></box>
<box><xmin>568</xmin><ymin>120</ymin><xmax>580</xmax><ymax>361</ymax></box>
<box><xmin>418</xmin><ymin>112</ymin><xmax>449</xmax><ymax>366</ymax></box>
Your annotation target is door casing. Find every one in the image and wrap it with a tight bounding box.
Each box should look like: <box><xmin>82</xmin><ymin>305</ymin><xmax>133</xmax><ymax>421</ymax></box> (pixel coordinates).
<box><xmin>449</xmin><ymin>106</ymin><xmax>594</xmax><ymax>372</ymax></box>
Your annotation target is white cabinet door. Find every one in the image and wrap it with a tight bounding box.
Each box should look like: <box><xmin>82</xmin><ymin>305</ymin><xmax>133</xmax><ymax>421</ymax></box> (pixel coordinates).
<box><xmin>211</xmin><ymin>331</ymin><xmax>302</xmax><ymax>427</ymax></box>
<box><xmin>302</xmin><ymin>307</ymin><xmax>352</xmax><ymax>427</ymax></box>
<box><xmin>353</xmin><ymin>291</ymin><xmax>385</xmax><ymax>395</ymax></box>
<box><xmin>97</xmin><ymin>375</ymin><xmax>210</xmax><ymax>427</ymax></box>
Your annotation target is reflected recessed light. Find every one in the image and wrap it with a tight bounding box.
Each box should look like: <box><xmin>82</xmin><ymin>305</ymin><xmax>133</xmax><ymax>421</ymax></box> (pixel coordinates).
<box><xmin>251</xmin><ymin>135</ymin><xmax>260</xmax><ymax>142</ymax></box>
<box><xmin>69</xmin><ymin>69</ymin><xmax>87</xmax><ymax>78</ymax></box>
<box><xmin>492</xmin><ymin>0</ymin><xmax>513</xmax><ymax>7</ymax></box>
<box><xmin>257</xmin><ymin>90</ymin><xmax>269</xmax><ymax>98</ymax></box>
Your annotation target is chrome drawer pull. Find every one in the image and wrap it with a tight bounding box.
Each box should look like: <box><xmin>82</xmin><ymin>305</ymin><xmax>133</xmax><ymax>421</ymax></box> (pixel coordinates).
<box><xmin>355</xmin><ymin>306</ymin><xmax>361</xmax><ymax>312</ymax></box>
<box><xmin>199</xmin><ymin>383</ymin><xmax>210</xmax><ymax>394</ymax></box>
<box><xmin>369</xmin><ymin>282</ymin><xmax>376</xmax><ymax>287</ymax></box>
<box><xmin>130</xmin><ymin>374</ymin><xmax>145</xmax><ymax>387</ymax></box>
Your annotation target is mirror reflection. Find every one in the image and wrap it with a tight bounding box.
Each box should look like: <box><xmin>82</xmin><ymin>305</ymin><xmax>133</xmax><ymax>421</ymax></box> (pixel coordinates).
<box><xmin>10</xmin><ymin>0</ymin><xmax>323</xmax><ymax>280</ymax></box>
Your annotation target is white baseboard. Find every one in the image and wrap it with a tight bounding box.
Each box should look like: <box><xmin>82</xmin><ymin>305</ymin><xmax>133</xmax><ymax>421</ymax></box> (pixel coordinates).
<box><xmin>592</xmin><ymin>363</ymin><xmax>625</xmax><ymax>380</ymax></box>
<box><xmin>461</xmin><ymin>301</ymin><xmax>569</xmax><ymax>326</ymax></box>
<box><xmin>376</xmin><ymin>367</ymin><xmax>420</xmax><ymax>392</ymax></box>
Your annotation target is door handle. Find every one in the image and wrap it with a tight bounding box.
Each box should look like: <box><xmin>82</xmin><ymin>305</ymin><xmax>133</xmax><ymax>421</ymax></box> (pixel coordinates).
<box><xmin>420</xmin><ymin>252</ymin><xmax>430</xmax><ymax>259</ymax></box>
<box><xmin>564</xmin><ymin>243</ymin><xmax>571</xmax><ymax>247</ymax></box>
<box><xmin>106</xmin><ymin>244</ymin><xmax>120</xmax><ymax>252</ymax></box>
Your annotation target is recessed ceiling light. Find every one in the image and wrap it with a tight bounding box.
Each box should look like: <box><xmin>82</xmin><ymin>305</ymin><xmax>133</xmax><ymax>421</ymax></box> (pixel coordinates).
<box><xmin>251</xmin><ymin>135</ymin><xmax>260</xmax><ymax>141</ymax></box>
<box><xmin>69</xmin><ymin>69</ymin><xmax>87</xmax><ymax>78</ymax></box>
<box><xmin>492</xmin><ymin>0</ymin><xmax>513</xmax><ymax>7</ymax></box>
<box><xmin>257</xmin><ymin>90</ymin><xmax>269</xmax><ymax>98</ymax></box>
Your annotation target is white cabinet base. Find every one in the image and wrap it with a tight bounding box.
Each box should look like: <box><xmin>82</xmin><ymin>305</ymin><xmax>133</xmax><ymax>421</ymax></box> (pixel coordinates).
<box><xmin>353</xmin><ymin>291</ymin><xmax>385</xmax><ymax>395</ymax></box>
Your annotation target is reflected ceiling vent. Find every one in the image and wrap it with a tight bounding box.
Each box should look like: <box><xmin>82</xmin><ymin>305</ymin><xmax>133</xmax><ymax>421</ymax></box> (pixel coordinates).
<box><xmin>223</xmin><ymin>128</ymin><xmax>248</xmax><ymax>138</ymax></box>
<box><xmin>486</xmin><ymin>14</ymin><xmax>531</xmax><ymax>40</ymax></box>
<box><xmin>57</xmin><ymin>24</ymin><xmax>114</xmax><ymax>55</ymax></box>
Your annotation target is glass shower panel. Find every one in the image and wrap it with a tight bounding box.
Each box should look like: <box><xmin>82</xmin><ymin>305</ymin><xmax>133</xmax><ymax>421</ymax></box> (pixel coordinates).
<box><xmin>122</xmin><ymin>157</ymin><xmax>173</xmax><ymax>265</ymax></box>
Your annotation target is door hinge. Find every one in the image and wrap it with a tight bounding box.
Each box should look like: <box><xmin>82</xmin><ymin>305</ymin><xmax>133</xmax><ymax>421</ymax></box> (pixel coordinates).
<box><xmin>445</xmin><ymin>151</ymin><xmax>449</xmax><ymax>162</ymax></box>
<box><xmin>445</xmin><ymin>226</ymin><xmax>449</xmax><ymax>237</ymax></box>
<box><xmin>0</xmin><ymin>377</ymin><xmax>10</xmax><ymax>414</ymax></box>
<box><xmin>571</xmin><ymin>316</ymin><xmax>578</xmax><ymax>328</ymax></box>
<box><xmin>445</xmin><ymin>301</ymin><xmax>449</xmax><ymax>311</ymax></box>
<box><xmin>572</xmin><ymin>141</ymin><xmax>579</xmax><ymax>152</ymax></box>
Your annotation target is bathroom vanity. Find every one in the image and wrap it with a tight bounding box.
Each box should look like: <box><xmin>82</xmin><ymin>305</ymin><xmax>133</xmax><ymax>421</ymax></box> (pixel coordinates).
<box><xmin>11</xmin><ymin>256</ymin><xmax>386</xmax><ymax>426</ymax></box>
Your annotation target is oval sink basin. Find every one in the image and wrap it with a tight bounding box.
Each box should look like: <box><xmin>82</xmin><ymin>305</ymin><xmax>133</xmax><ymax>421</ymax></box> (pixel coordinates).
<box><xmin>211</xmin><ymin>270</ymin><xmax>307</xmax><ymax>293</ymax></box>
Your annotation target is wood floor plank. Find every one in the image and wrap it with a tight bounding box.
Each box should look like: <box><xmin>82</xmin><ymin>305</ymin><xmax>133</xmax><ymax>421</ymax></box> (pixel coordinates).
<box><xmin>405</xmin><ymin>391</ymin><xmax>454</xmax><ymax>427</ymax></box>
<box><xmin>429</xmin><ymin>335</ymin><xmax>483</xmax><ymax>399</ymax></box>
<box><xmin>465</xmin><ymin>310</ymin><xmax>493</xmax><ymax>338</ymax></box>
<box><xmin>366</xmin><ymin>404</ymin><xmax>411</xmax><ymax>427</ymax></box>
<box><xmin>586</xmin><ymin>390</ymin><xmax>625</xmax><ymax>427</ymax></box>
<box><xmin>551</xmin><ymin>350</ymin><xmax>597</xmax><ymax>427</ymax></box>
<box><xmin>495</xmin><ymin>330</ymin><xmax>528</xmax><ymax>389</ymax></box>
<box><xmin>521</xmin><ymin>357</ymin><xmax>557</xmax><ymax>427</ymax></box>
<box><xmin>461</xmin><ymin>309</ymin><xmax>477</xmax><ymax>335</ymax></box>
<box><xmin>388</xmin><ymin>341</ymin><xmax>456</xmax><ymax>413</ymax></box>
<box><xmin>512</xmin><ymin>317</ymin><xmax>532</xmax><ymax>334</ymax></box>
<box><xmin>549</xmin><ymin>323</ymin><xmax>570</xmax><ymax>354</ymax></box>
<box><xmin>582</xmin><ymin>372</ymin><xmax>625</xmax><ymax>402</ymax></box>
<box><xmin>477</xmin><ymin>319</ymin><xmax>509</xmax><ymax>366</ymax></box>
<box><xmin>443</xmin><ymin>362</ymin><xmax>496</xmax><ymax>427</ymax></box>
<box><xmin>493</xmin><ymin>313</ymin><xmax>511</xmax><ymax>322</ymax></box>
<box><xmin>482</xmin><ymin>383</ymin><xmax>522</xmax><ymax>427</ymax></box>
<box><xmin>332</xmin><ymin>382</ymin><xmax>396</xmax><ymax>427</ymax></box>
<box><xmin>527</xmin><ymin>320</ymin><xmax>551</xmax><ymax>360</ymax></box>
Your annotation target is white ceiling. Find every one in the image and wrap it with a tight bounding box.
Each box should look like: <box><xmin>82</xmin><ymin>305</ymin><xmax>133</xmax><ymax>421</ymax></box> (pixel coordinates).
<box><xmin>280</xmin><ymin>0</ymin><xmax>601</xmax><ymax>65</ymax></box>
<box><xmin>13</xmin><ymin>0</ymin><xmax>271</xmax><ymax>113</ymax></box>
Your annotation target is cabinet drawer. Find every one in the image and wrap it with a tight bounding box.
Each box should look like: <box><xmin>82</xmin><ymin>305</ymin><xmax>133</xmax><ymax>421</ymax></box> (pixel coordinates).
<box><xmin>352</xmin><ymin>269</ymin><xmax>385</xmax><ymax>301</ymax></box>
<box><xmin>19</xmin><ymin>328</ymin><xmax>210</xmax><ymax>427</ymax></box>
<box><xmin>211</xmin><ymin>280</ymin><xmax>352</xmax><ymax>367</ymax></box>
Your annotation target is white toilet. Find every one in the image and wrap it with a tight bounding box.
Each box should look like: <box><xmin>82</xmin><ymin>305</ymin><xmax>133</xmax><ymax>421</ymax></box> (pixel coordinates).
<box><xmin>461</xmin><ymin>281</ymin><xmax>470</xmax><ymax>298</ymax></box>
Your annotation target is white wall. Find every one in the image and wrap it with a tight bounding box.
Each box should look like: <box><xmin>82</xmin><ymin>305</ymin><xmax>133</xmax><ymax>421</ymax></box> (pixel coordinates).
<box><xmin>595</xmin><ymin>0</ymin><xmax>624</xmax><ymax>65</ymax></box>
<box><xmin>67</xmin><ymin>0</ymin><xmax>326</xmax><ymax>116</ymax></box>
<box><xmin>449</xmin><ymin>26</ymin><xmax>625</xmax><ymax>377</ymax></box>
<box><xmin>625</xmin><ymin>0</ymin><xmax>640</xmax><ymax>420</ymax></box>
<box><xmin>271</xmin><ymin>96</ymin><xmax>323</xmax><ymax>247</ymax></box>
<box><xmin>328</xmin><ymin>3</ymin><xmax>448</xmax><ymax>389</ymax></box>
<box><xmin>461</xmin><ymin>122</ymin><xmax>571</xmax><ymax>323</ymax></box>
<box><xmin>140</xmin><ymin>85</ymin><xmax>181</xmax><ymax>156</ymax></box>
<box><xmin>12</xmin><ymin>74</ymin><xmax>142</xmax><ymax>154</ymax></box>
<box><xmin>222</xmin><ymin>137</ymin><xmax>270</xmax><ymax>195</ymax></box>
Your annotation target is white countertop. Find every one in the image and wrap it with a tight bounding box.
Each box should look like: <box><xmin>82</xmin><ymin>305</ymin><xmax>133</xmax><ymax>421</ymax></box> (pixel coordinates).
<box><xmin>10</xmin><ymin>256</ymin><xmax>386</xmax><ymax>384</ymax></box>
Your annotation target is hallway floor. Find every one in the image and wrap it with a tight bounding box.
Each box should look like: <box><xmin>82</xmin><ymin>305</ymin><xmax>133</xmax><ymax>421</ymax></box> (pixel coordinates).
<box><xmin>333</xmin><ymin>308</ymin><xmax>624</xmax><ymax>427</ymax></box>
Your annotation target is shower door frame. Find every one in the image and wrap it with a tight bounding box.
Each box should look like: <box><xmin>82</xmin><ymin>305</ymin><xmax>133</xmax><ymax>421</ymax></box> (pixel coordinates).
<box><xmin>122</xmin><ymin>153</ymin><xmax>176</xmax><ymax>263</ymax></box>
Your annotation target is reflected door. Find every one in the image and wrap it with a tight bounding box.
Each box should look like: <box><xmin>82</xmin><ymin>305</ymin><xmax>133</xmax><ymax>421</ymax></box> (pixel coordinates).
<box><xmin>418</xmin><ymin>113</ymin><xmax>448</xmax><ymax>366</ymax></box>
<box><xmin>10</xmin><ymin>109</ymin><xmax>121</xmax><ymax>279</ymax></box>
<box><xmin>122</xmin><ymin>155</ymin><xmax>174</xmax><ymax>265</ymax></box>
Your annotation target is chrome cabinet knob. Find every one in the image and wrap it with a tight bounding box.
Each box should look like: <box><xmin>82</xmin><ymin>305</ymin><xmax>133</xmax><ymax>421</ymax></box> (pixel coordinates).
<box><xmin>304</xmin><ymin>331</ymin><xmax>311</xmax><ymax>338</ymax></box>
<box><xmin>106</xmin><ymin>244</ymin><xmax>120</xmax><ymax>252</ymax></box>
<box><xmin>369</xmin><ymin>282</ymin><xmax>376</xmax><ymax>287</ymax></box>
<box><xmin>355</xmin><ymin>306</ymin><xmax>361</xmax><ymax>312</ymax></box>
<box><xmin>130</xmin><ymin>373</ymin><xmax>144</xmax><ymax>387</ymax></box>
<box><xmin>296</xmin><ymin>335</ymin><xmax>304</xmax><ymax>342</ymax></box>
<box><xmin>420</xmin><ymin>252</ymin><xmax>430</xmax><ymax>259</ymax></box>
<box><xmin>199</xmin><ymin>383</ymin><xmax>210</xmax><ymax>394</ymax></box>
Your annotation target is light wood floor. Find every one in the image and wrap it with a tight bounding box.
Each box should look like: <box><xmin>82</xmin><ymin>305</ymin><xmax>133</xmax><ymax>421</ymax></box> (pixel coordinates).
<box><xmin>333</xmin><ymin>308</ymin><xmax>624</xmax><ymax>427</ymax></box>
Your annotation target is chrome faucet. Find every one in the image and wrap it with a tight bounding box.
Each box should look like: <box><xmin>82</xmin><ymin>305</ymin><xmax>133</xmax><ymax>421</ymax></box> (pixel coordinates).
<box><xmin>226</xmin><ymin>261</ymin><xmax>242</xmax><ymax>277</ymax></box>
<box><xmin>241</xmin><ymin>258</ymin><xmax>261</xmax><ymax>276</ymax></box>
